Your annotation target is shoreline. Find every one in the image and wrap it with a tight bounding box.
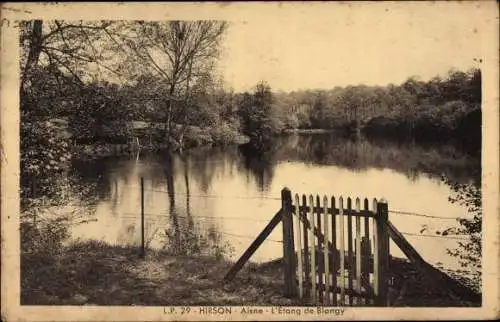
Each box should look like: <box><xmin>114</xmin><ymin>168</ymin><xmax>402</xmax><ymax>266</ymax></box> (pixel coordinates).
<box><xmin>283</xmin><ymin>128</ymin><xmax>336</xmax><ymax>134</ymax></box>
<box><xmin>70</xmin><ymin>135</ymin><xmax>251</xmax><ymax>159</ymax></box>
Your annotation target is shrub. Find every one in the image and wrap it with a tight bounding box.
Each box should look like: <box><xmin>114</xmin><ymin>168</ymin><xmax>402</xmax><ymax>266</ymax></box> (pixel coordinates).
<box><xmin>21</xmin><ymin>118</ymin><xmax>72</xmax><ymax>204</ymax></box>
<box><xmin>209</xmin><ymin>121</ymin><xmax>241</xmax><ymax>145</ymax></box>
<box><xmin>441</xmin><ymin>177</ymin><xmax>482</xmax><ymax>292</ymax></box>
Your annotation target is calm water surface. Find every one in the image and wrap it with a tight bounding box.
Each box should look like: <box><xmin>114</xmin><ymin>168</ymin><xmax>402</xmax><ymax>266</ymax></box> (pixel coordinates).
<box><xmin>69</xmin><ymin>134</ymin><xmax>480</xmax><ymax>270</ymax></box>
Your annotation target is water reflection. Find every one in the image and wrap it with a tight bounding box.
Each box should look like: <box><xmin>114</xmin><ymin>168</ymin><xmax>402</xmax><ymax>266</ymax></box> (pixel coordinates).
<box><xmin>267</xmin><ymin>134</ymin><xmax>479</xmax><ymax>184</ymax></box>
<box><xmin>238</xmin><ymin>144</ymin><xmax>277</xmax><ymax>192</ymax></box>
<box><xmin>69</xmin><ymin>134</ymin><xmax>479</xmax><ymax>269</ymax></box>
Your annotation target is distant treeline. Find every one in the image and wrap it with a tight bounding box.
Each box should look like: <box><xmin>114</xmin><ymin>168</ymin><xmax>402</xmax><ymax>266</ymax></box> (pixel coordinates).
<box><xmin>269</xmin><ymin>68</ymin><xmax>481</xmax><ymax>154</ymax></box>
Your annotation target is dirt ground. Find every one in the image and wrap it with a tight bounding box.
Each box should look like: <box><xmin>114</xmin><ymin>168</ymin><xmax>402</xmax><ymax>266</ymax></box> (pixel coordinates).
<box><xmin>21</xmin><ymin>240</ymin><xmax>299</xmax><ymax>306</ymax></box>
<box><xmin>21</xmin><ymin>240</ymin><xmax>480</xmax><ymax>307</ymax></box>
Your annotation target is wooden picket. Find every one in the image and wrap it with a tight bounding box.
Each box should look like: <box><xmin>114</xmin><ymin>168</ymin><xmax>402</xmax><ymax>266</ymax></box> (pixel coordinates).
<box><xmin>339</xmin><ymin>196</ymin><xmax>346</xmax><ymax>305</ymax></box>
<box><xmin>322</xmin><ymin>196</ymin><xmax>330</xmax><ymax>305</ymax></box>
<box><xmin>283</xmin><ymin>188</ymin><xmax>390</xmax><ymax>306</ymax></box>
<box><xmin>330</xmin><ymin>197</ymin><xmax>337</xmax><ymax>306</ymax></box>
<box><xmin>355</xmin><ymin>198</ymin><xmax>362</xmax><ymax>305</ymax></box>
<box><xmin>294</xmin><ymin>194</ymin><xmax>303</xmax><ymax>299</ymax></box>
<box><xmin>308</xmin><ymin>194</ymin><xmax>316</xmax><ymax>302</ymax></box>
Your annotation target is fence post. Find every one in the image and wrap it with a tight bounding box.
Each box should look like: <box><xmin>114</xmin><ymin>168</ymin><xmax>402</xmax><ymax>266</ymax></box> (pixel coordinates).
<box><xmin>281</xmin><ymin>187</ymin><xmax>296</xmax><ymax>298</ymax></box>
<box><xmin>376</xmin><ymin>201</ymin><xmax>389</xmax><ymax>306</ymax></box>
<box><xmin>31</xmin><ymin>179</ymin><xmax>37</xmax><ymax>226</ymax></box>
<box><xmin>31</xmin><ymin>179</ymin><xmax>37</xmax><ymax>198</ymax></box>
<box><xmin>140</xmin><ymin>177</ymin><xmax>145</xmax><ymax>258</ymax></box>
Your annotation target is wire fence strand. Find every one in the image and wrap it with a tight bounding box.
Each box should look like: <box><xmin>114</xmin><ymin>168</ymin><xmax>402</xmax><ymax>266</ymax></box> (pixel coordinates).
<box><xmin>103</xmin><ymin>183</ymin><xmax>473</xmax><ymax>242</ymax></box>
<box><xmin>121</xmin><ymin>186</ymin><xmax>282</xmax><ymax>200</ymax></box>
<box><xmin>115</xmin><ymin>211</ymin><xmax>469</xmax><ymax>241</ymax></box>
<box><xmin>120</xmin><ymin>211</ymin><xmax>273</xmax><ymax>223</ymax></box>
<box><xmin>389</xmin><ymin>210</ymin><xmax>463</xmax><ymax>220</ymax></box>
<box><xmin>218</xmin><ymin>231</ymin><xmax>283</xmax><ymax>244</ymax></box>
<box><xmin>112</xmin><ymin>185</ymin><xmax>465</xmax><ymax>220</ymax></box>
<box><xmin>399</xmin><ymin>231</ymin><xmax>469</xmax><ymax>240</ymax></box>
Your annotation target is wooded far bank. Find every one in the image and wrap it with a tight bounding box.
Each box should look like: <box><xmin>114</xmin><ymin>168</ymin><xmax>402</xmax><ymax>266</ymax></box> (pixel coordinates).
<box><xmin>23</xmin><ymin>64</ymin><xmax>481</xmax><ymax>153</ymax></box>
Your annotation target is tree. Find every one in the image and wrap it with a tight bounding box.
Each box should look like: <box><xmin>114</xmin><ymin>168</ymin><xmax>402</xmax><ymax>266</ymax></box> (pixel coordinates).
<box><xmin>19</xmin><ymin>20</ymin><xmax>123</xmax><ymax>205</ymax></box>
<box><xmin>108</xmin><ymin>21</ymin><xmax>228</xmax><ymax>147</ymax></box>
<box><xmin>20</xmin><ymin>20</ymin><xmax>122</xmax><ymax>95</ymax></box>
<box><xmin>310</xmin><ymin>91</ymin><xmax>328</xmax><ymax>128</ymax></box>
<box><xmin>238</xmin><ymin>81</ymin><xmax>281</xmax><ymax>147</ymax></box>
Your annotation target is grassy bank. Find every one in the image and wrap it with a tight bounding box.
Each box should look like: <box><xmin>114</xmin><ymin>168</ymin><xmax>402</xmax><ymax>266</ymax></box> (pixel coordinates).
<box><xmin>21</xmin><ymin>239</ymin><xmax>298</xmax><ymax>306</ymax></box>
<box><xmin>21</xmin><ymin>238</ymin><xmax>480</xmax><ymax>307</ymax></box>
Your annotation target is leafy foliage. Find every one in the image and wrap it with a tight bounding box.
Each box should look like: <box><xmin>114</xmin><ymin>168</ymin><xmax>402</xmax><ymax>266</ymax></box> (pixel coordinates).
<box><xmin>268</xmin><ymin>68</ymin><xmax>481</xmax><ymax>152</ymax></box>
<box><xmin>441</xmin><ymin>177</ymin><xmax>482</xmax><ymax>291</ymax></box>
<box><xmin>237</xmin><ymin>81</ymin><xmax>283</xmax><ymax>147</ymax></box>
<box><xmin>20</xmin><ymin>117</ymin><xmax>72</xmax><ymax>204</ymax></box>
<box><xmin>21</xmin><ymin>220</ymin><xmax>69</xmax><ymax>257</ymax></box>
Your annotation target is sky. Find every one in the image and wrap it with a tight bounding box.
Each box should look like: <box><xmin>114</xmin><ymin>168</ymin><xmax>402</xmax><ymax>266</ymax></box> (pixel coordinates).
<box><xmin>216</xmin><ymin>3</ymin><xmax>489</xmax><ymax>92</ymax></box>
<box><xmin>14</xmin><ymin>2</ymin><xmax>492</xmax><ymax>92</ymax></box>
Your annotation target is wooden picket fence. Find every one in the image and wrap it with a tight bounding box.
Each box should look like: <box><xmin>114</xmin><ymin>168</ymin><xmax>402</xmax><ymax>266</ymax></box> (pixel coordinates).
<box><xmin>224</xmin><ymin>187</ymin><xmax>478</xmax><ymax>307</ymax></box>
<box><xmin>281</xmin><ymin>188</ymin><xmax>390</xmax><ymax>306</ymax></box>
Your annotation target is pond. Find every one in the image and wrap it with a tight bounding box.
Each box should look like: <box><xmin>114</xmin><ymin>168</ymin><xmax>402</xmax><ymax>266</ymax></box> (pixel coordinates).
<box><xmin>69</xmin><ymin>133</ymin><xmax>480</xmax><ymax>271</ymax></box>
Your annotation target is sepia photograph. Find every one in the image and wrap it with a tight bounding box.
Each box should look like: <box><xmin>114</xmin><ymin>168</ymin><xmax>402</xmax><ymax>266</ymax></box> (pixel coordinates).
<box><xmin>1</xmin><ymin>1</ymin><xmax>499</xmax><ymax>321</ymax></box>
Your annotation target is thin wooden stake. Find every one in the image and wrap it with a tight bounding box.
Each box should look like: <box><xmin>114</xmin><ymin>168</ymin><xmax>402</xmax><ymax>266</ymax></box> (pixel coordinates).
<box><xmin>331</xmin><ymin>197</ymin><xmax>338</xmax><ymax>306</ymax></box>
<box><xmin>140</xmin><ymin>177</ymin><xmax>145</xmax><ymax>258</ymax></box>
<box><xmin>282</xmin><ymin>188</ymin><xmax>296</xmax><ymax>297</ymax></box>
<box><xmin>294</xmin><ymin>194</ymin><xmax>304</xmax><ymax>299</ymax></box>
<box><xmin>355</xmin><ymin>198</ymin><xmax>362</xmax><ymax>305</ymax></box>
<box><xmin>372</xmin><ymin>199</ymin><xmax>380</xmax><ymax>303</ymax></box>
<box><xmin>364</xmin><ymin>198</ymin><xmax>370</xmax><ymax>249</ymax></box>
<box><xmin>316</xmin><ymin>195</ymin><xmax>324</xmax><ymax>304</ymax></box>
<box><xmin>323</xmin><ymin>195</ymin><xmax>330</xmax><ymax>305</ymax></box>
<box><xmin>339</xmin><ymin>196</ymin><xmax>345</xmax><ymax>305</ymax></box>
<box><xmin>309</xmin><ymin>195</ymin><xmax>316</xmax><ymax>303</ymax></box>
<box><xmin>363</xmin><ymin>198</ymin><xmax>371</xmax><ymax>305</ymax></box>
<box><xmin>347</xmin><ymin>197</ymin><xmax>353</xmax><ymax>305</ymax></box>
<box><xmin>302</xmin><ymin>195</ymin><xmax>310</xmax><ymax>298</ymax></box>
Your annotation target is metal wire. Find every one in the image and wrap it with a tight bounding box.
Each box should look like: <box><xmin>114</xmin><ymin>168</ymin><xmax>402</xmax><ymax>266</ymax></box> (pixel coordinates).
<box><xmin>121</xmin><ymin>186</ymin><xmax>282</xmax><ymax>200</ymax></box>
<box><xmin>218</xmin><ymin>231</ymin><xmax>283</xmax><ymax>244</ymax></box>
<box><xmin>389</xmin><ymin>210</ymin><xmax>464</xmax><ymax>220</ymax></box>
<box><xmin>97</xmin><ymin>184</ymin><xmax>476</xmax><ymax>243</ymax></box>
<box><xmin>109</xmin><ymin>186</ymin><xmax>467</xmax><ymax>221</ymax></box>
<box><xmin>399</xmin><ymin>231</ymin><xmax>469</xmax><ymax>240</ymax></box>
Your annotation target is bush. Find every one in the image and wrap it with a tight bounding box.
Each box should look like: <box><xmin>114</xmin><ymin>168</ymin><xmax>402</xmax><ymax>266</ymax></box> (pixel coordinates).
<box><xmin>441</xmin><ymin>177</ymin><xmax>482</xmax><ymax>292</ymax></box>
<box><xmin>21</xmin><ymin>220</ymin><xmax>69</xmax><ymax>256</ymax></box>
<box><xmin>209</xmin><ymin>121</ymin><xmax>241</xmax><ymax>145</ymax></box>
<box><xmin>182</xmin><ymin>126</ymin><xmax>213</xmax><ymax>148</ymax></box>
<box><xmin>21</xmin><ymin>118</ymin><xmax>72</xmax><ymax>203</ymax></box>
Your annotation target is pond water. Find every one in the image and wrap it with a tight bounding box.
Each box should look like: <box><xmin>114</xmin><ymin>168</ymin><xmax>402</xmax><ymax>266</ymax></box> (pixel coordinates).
<box><xmin>69</xmin><ymin>133</ymin><xmax>480</xmax><ymax>271</ymax></box>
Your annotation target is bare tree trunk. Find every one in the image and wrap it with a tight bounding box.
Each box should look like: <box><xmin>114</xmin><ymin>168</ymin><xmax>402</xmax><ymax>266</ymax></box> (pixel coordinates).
<box><xmin>164</xmin><ymin>152</ymin><xmax>180</xmax><ymax>253</ymax></box>
<box><xmin>21</xmin><ymin>20</ymin><xmax>43</xmax><ymax>94</ymax></box>
<box><xmin>183</xmin><ymin>155</ymin><xmax>193</xmax><ymax>229</ymax></box>
<box><xmin>164</xmin><ymin>84</ymin><xmax>176</xmax><ymax>146</ymax></box>
<box><xmin>178</xmin><ymin>59</ymin><xmax>194</xmax><ymax>153</ymax></box>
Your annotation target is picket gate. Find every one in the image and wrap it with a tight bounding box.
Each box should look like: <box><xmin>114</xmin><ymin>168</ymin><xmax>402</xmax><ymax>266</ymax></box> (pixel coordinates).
<box><xmin>281</xmin><ymin>188</ymin><xmax>390</xmax><ymax>306</ymax></box>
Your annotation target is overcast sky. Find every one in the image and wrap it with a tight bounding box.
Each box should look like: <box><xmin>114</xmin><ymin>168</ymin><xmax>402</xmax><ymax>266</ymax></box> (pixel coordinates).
<box><xmin>216</xmin><ymin>3</ymin><xmax>487</xmax><ymax>92</ymax></box>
